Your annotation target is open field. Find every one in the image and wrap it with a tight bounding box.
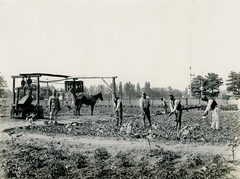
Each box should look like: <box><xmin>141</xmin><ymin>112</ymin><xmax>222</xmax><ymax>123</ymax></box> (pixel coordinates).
<box><xmin>0</xmin><ymin>105</ymin><xmax>240</xmax><ymax>178</ymax></box>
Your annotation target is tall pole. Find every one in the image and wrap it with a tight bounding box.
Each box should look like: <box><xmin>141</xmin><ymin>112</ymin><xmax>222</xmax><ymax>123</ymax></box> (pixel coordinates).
<box><xmin>46</xmin><ymin>79</ymin><xmax>49</xmax><ymax>98</ymax></box>
<box><xmin>190</xmin><ymin>67</ymin><xmax>192</xmax><ymax>97</ymax></box>
<box><xmin>200</xmin><ymin>71</ymin><xmax>203</xmax><ymax>101</ymax></box>
<box><xmin>112</xmin><ymin>77</ymin><xmax>116</xmax><ymax>110</ymax></box>
<box><xmin>12</xmin><ymin>77</ymin><xmax>16</xmax><ymax>105</ymax></box>
<box><xmin>36</xmin><ymin>76</ymin><xmax>40</xmax><ymax>105</ymax></box>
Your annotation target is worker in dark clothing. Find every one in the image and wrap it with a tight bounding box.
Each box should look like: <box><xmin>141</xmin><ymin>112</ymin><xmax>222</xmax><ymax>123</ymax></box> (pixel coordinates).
<box><xmin>169</xmin><ymin>95</ymin><xmax>182</xmax><ymax>133</ymax></box>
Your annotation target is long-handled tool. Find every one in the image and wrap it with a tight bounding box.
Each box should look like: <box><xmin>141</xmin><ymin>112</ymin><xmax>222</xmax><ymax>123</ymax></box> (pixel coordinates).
<box><xmin>49</xmin><ymin>104</ymin><xmax>71</xmax><ymax>119</ymax></box>
<box><xmin>163</xmin><ymin>112</ymin><xmax>173</xmax><ymax>120</ymax></box>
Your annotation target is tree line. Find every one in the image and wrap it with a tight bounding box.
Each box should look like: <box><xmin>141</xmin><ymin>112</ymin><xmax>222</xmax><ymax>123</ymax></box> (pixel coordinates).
<box><xmin>0</xmin><ymin>71</ymin><xmax>240</xmax><ymax>100</ymax></box>
<box><xmin>190</xmin><ymin>71</ymin><xmax>240</xmax><ymax>99</ymax></box>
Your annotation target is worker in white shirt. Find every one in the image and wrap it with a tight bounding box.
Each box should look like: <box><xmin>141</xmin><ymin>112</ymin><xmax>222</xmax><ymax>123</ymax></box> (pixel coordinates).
<box><xmin>169</xmin><ymin>95</ymin><xmax>182</xmax><ymax>132</ymax></box>
<box><xmin>160</xmin><ymin>97</ymin><xmax>168</xmax><ymax>114</ymax></box>
<box><xmin>201</xmin><ymin>94</ymin><xmax>220</xmax><ymax>130</ymax></box>
<box><xmin>48</xmin><ymin>89</ymin><xmax>61</xmax><ymax>124</ymax></box>
<box><xmin>139</xmin><ymin>92</ymin><xmax>152</xmax><ymax>127</ymax></box>
<box><xmin>113</xmin><ymin>93</ymin><xmax>123</xmax><ymax>126</ymax></box>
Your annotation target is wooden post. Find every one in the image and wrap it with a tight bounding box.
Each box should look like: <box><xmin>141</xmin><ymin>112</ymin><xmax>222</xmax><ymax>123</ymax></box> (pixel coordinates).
<box><xmin>12</xmin><ymin>77</ymin><xmax>15</xmax><ymax>105</ymax></box>
<box><xmin>112</xmin><ymin>77</ymin><xmax>116</xmax><ymax>94</ymax></box>
<box><xmin>16</xmin><ymin>88</ymin><xmax>19</xmax><ymax>109</ymax></box>
<box><xmin>36</xmin><ymin>76</ymin><xmax>40</xmax><ymax>105</ymax></box>
<box><xmin>112</xmin><ymin>77</ymin><xmax>116</xmax><ymax>110</ymax></box>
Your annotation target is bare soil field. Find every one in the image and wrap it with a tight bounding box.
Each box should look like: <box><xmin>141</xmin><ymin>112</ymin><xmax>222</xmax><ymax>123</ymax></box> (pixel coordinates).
<box><xmin>0</xmin><ymin>105</ymin><xmax>240</xmax><ymax>179</ymax></box>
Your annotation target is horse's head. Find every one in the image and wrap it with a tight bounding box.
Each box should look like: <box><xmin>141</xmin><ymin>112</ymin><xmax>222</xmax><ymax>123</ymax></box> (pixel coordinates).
<box><xmin>98</xmin><ymin>92</ymin><xmax>103</xmax><ymax>101</ymax></box>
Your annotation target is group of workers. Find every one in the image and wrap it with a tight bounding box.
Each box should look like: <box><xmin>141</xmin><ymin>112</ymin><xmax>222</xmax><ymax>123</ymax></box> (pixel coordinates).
<box><xmin>47</xmin><ymin>89</ymin><xmax>220</xmax><ymax>132</ymax></box>
<box><xmin>113</xmin><ymin>92</ymin><xmax>220</xmax><ymax>132</ymax></box>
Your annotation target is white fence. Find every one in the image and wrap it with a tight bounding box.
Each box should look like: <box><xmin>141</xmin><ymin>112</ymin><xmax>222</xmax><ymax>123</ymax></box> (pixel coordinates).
<box><xmin>95</xmin><ymin>97</ymin><xmax>240</xmax><ymax>107</ymax></box>
<box><xmin>1</xmin><ymin>97</ymin><xmax>239</xmax><ymax>109</ymax></box>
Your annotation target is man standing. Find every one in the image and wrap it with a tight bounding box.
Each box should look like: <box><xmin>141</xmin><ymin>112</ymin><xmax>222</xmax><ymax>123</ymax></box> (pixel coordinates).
<box><xmin>48</xmin><ymin>89</ymin><xmax>61</xmax><ymax>124</ymax></box>
<box><xmin>169</xmin><ymin>95</ymin><xmax>182</xmax><ymax>132</ymax></box>
<box><xmin>139</xmin><ymin>92</ymin><xmax>152</xmax><ymax>127</ymax></box>
<box><xmin>160</xmin><ymin>97</ymin><xmax>168</xmax><ymax>114</ymax></box>
<box><xmin>201</xmin><ymin>94</ymin><xmax>220</xmax><ymax>130</ymax></box>
<box><xmin>113</xmin><ymin>93</ymin><xmax>123</xmax><ymax>126</ymax></box>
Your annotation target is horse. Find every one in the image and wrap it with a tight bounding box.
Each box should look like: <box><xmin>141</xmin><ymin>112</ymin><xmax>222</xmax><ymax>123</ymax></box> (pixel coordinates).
<box><xmin>75</xmin><ymin>92</ymin><xmax>103</xmax><ymax>116</ymax></box>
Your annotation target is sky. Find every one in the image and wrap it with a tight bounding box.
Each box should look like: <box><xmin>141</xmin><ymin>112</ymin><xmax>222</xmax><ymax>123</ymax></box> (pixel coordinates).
<box><xmin>0</xmin><ymin>0</ymin><xmax>239</xmax><ymax>92</ymax></box>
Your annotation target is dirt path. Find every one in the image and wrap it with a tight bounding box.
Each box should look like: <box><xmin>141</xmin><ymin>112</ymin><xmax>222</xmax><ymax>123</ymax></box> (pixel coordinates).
<box><xmin>1</xmin><ymin>114</ymin><xmax>240</xmax><ymax>178</ymax></box>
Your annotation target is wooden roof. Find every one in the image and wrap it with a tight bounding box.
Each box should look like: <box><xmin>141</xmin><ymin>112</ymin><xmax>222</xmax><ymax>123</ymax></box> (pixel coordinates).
<box><xmin>11</xmin><ymin>73</ymin><xmax>70</xmax><ymax>78</ymax></box>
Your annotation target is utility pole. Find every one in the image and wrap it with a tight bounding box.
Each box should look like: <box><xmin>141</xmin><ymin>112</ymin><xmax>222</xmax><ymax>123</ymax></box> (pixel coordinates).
<box><xmin>200</xmin><ymin>71</ymin><xmax>204</xmax><ymax>100</ymax></box>
<box><xmin>190</xmin><ymin>67</ymin><xmax>194</xmax><ymax>97</ymax></box>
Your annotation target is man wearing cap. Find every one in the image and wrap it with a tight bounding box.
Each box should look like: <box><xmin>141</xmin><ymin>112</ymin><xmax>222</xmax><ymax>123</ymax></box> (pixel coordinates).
<box><xmin>113</xmin><ymin>93</ymin><xmax>123</xmax><ymax>126</ymax></box>
<box><xmin>201</xmin><ymin>95</ymin><xmax>220</xmax><ymax>130</ymax></box>
<box><xmin>48</xmin><ymin>89</ymin><xmax>61</xmax><ymax>124</ymax></box>
<box><xmin>169</xmin><ymin>95</ymin><xmax>182</xmax><ymax>132</ymax></box>
<box><xmin>139</xmin><ymin>92</ymin><xmax>152</xmax><ymax>127</ymax></box>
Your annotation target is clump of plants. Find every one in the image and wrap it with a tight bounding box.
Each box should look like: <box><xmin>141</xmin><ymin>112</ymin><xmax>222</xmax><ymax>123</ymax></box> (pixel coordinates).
<box><xmin>115</xmin><ymin>151</ymin><xmax>135</xmax><ymax>167</ymax></box>
<box><xmin>94</xmin><ymin>147</ymin><xmax>111</xmax><ymax>163</ymax></box>
<box><xmin>50</xmin><ymin>162</ymin><xmax>67</xmax><ymax>179</ymax></box>
<box><xmin>76</xmin><ymin>153</ymin><xmax>89</xmax><ymax>168</ymax></box>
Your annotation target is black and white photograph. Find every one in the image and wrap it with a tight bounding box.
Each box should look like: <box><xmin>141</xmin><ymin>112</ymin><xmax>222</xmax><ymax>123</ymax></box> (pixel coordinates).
<box><xmin>0</xmin><ymin>0</ymin><xmax>240</xmax><ymax>178</ymax></box>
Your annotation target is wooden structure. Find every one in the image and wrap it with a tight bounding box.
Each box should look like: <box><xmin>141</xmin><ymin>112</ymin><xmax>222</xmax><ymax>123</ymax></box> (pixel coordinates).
<box><xmin>11</xmin><ymin>73</ymin><xmax>117</xmax><ymax>119</ymax></box>
<box><xmin>42</xmin><ymin>75</ymin><xmax>118</xmax><ymax>98</ymax></box>
<box><xmin>11</xmin><ymin>73</ymin><xmax>70</xmax><ymax>119</ymax></box>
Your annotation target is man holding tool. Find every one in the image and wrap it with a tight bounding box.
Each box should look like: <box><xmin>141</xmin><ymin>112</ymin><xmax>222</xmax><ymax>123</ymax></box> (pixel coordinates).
<box><xmin>48</xmin><ymin>89</ymin><xmax>61</xmax><ymax>124</ymax></box>
<box><xmin>201</xmin><ymin>94</ymin><xmax>220</xmax><ymax>130</ymax></box>
<box><xmin>139</xmin><ymin>92</ymin><xmax>152</xmax><ymax>127</ymax></box>
<box><xmin>112</xmin><ymin>93</ymin><xmax>123</xmax><ymax>126</ymax></box>
<box><xmin>169</xmin><ymin>95</ymin><xmax>182</xmax><ymax>132</ymax></box>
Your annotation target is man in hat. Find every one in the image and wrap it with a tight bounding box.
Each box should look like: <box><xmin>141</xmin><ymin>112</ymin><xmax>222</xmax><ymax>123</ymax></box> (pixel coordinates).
<box><xmin>169</xmin><ymin>95</ymin><xmax>182</xmax><ymax>132</ymax></box>
<box><xmin>48</xmin><ymin>89</ymin><xmax>61</xmax><ymax>124</ymax></box>
<box><xmin>113</xmin><ymin>93</ymin><xmax>123</xmax><ymax>126</ymax></box>
<box><xmin>201</xmin><ymin>94</ymin><xmax>220</xmax><ymax>130</ymax></box>
<box><xmin>139</xmin><ymin>92</ymin><xmax>152</xmax><ymax>127</ymax></box>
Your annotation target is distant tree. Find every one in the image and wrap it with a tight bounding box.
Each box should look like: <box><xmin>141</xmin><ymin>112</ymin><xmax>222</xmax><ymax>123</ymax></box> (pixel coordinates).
<box><xmin>118</xmin><ymin>82</ymin><xmax>123</xmax><ymax>99</ymax></box>
<box><xmin>191</xmin><ymin>75</ymin><xmax>205</xmax><ymax>98</ymax></box>
<box><xmin>88</xmin><ymin>85</ymin><xmax>96</xmax><ymax>94</ymax></box>
<box><xmin>124</xmin><ymin>82</ymin><xmax>135</xmax><ymax>104</ymax></box>
<box><xmin>191</xmin><ymin>73</ymin><xmax>223</xmax><ymax>98</ymax></box>
<box><xmin>167</xmin><ymin>86</ymin><xmax>173</xmax><ymax>96</ymax></box>
<box><xmin>4</xmin><ymin>89</ymin><xmax>12</xmax><ymax>98</ymax></box>
<box><xmin>172</xmin><ymin>89</ymin><xmax>183</xmax><ymax>98</ymax></box>
<box><xmin>96</xmin><ymin>84</ymin><xmax>105</xmax><ymax>94</ymax></box>
<box><xmin>151</xmin><ymin>87</ymin><xmax>182</xmax><ymax>99</ymax></box>
<box><xmin>226</xmin><ymin>71</ymin><xmax>240</xmax><ymax>95</ymax></box>
<box><xmin>204</xmin><ymin>73</ymin><xmax>223</xmax><ymax>97</ymax></box>
<box><xmin>151</xmin><ymin>87</ymin><xmax>162</xmax><ymax>98</ymax></box>
<box><xmin>183</xmin><ymin>87</ymin><xmax>189</xmax><ymax>98</ymax></box>
<box><xmin>39</xmin><ymin>85</ymin><xmax>52</xmax><ymax>100</ymax></box>
<box><xmin>136</xmin><ymin>83</ymin><xmax>141</xmax><ymax>98</ymax></box>
<box><xmin>144</xmin><ymin>82</ymin><xmax>151</xmax><ymax>95</ymax></box>
<box><xmin>0</xmin><ymin>74</ymin><xmax>8</xmax><ymax>98</ymax></box>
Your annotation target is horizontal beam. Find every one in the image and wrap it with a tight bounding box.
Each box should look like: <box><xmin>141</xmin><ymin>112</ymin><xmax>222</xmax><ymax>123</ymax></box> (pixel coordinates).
<box><xmin>72</xmin><ymin>76</ymin><xmax>117</xmax><ymax>79</ymax></box>
<box><xmin>11</xmin><ymin>73</ymin><xmax>70</xmax><ymax>79</ymax></box>
<box><xmin>40</xmin><ymin>76</ymin><xmax>117</xmax><ymax>83</ymax></box>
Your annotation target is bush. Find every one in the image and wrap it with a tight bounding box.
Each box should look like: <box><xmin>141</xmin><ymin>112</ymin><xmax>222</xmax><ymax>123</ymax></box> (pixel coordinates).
<box><xmin>220</xmin><ymin>104</ymin><xmax>238</xmax><ymax>111</ymax></box>
<box><xmin>94</xmin><ymin>147</ymin><xmax>111</xmax><ymax>162</ymax></box>
<box><xmin>76</xmin><ymin>154</ymin><xmax>88</xmax><ymax>168</ymax></box>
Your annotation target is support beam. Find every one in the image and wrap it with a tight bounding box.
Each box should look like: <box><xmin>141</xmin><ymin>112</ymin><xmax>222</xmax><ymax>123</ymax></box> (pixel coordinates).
<box><xmin>112</xmin><ymin>77</ymin><xmax>116</xmax><ymax>94</ymax></box>
<box><xmin>40</xmin><ymin>76</ymin><xmax>117</xmax><ymax>83</ymax></box>
<box><xmin>112</xmin><ymin>77</ymin><xmax>116</xmax><ymax>110</ymax></box>
<box><xmin>36</xmin><ymin>76</ymin><xmax>40</xmax><ymax>105</ymax></box>
<box><xmin>101</xmin><ymin>78</ymin><xmax>112</xmax><ymax>92</ymax></box>
<box><xmin>12</xmin><ymin>77</ymin><xmax>15</xmax><ymax>105</ymax></box>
